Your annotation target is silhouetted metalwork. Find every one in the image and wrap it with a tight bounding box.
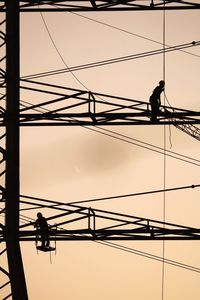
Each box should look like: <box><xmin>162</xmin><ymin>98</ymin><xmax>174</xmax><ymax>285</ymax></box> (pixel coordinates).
<box><xmin>8</xmin><ymin>79</ymin><xmax>200</xmax><ymax>129</ymax></box>
<box><xmin>1</xmin><ymin>0</ymin><xmax>200</xmax><ymax>12</ymax></box>
<box><xmin>0</xmin><ymin>1</ymin><xmax>28</xmax><ymax>299</ymax></box>
<box><xmin>1</xmin><ymin>1</ymin><xmax>200</xmax><ymax>299</ymax></box>
<box><xmin>0</xmin><ymin>11</ymin><xmax>8</xmax><ymax>300</ymax></box>
<box><xmin>1</xmin><ymin>200</ymin><xmax>199</xmax><ymax>242</ymax></box>
<box><xmin>0</xmin><ymin>14</ymin><xmax>7</xmax><ymax>296</ymax></box>
<box><xmin>172</xmin><ymin>121</ymin><xmax>200</xmax><ymax>142</ymax></box>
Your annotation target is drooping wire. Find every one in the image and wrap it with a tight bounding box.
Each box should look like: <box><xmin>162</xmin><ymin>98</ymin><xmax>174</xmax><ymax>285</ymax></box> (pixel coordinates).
<box><xmin>168</xmin><ymin>123</ymin><xmax>172</xmax><ymax>149</ymax></box>
<box><xmin>30</xmin><ymin>9</ymin><xmax>200</xmax><ymax>171</ymax></box>
<box><xmin>19</xmin><ymin>12</ymin><xmax>200</xmax><ymax>171</ymax></box>
<box><xmin>38</xmin><ymin>8</ymin><xmax>200</xmax><ymax>173</ymax></box>
<box><xmin>17</xmin><ymin>7</ymin><xmax>200</xmax><ymax>289</ymax></box>
<box><xmin>22</xmin><ymin>5</ymin><xmax>200</xmax><ymax>81</ymax></box>
<box><xmin>39</xmin><ymin>9</ymin><xmax>89</xmax><ymax>91</ymax></box>
<box><xmin>37</xmin><ymin>8</ymin><xmax>200</xmax><ymax>284</ymax></box>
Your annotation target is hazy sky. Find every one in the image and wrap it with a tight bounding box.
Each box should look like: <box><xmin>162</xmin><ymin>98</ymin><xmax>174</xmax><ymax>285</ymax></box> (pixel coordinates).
<box><xmin>2</xmin><ymin>5</ymin><xmax>200</xmax><ymax>300</ymax></box>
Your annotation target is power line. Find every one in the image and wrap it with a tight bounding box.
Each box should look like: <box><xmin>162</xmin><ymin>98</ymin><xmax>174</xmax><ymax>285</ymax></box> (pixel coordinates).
<box><xmin>36</xmin><ymin>8</ymin><xmax>200</xmax><ymax>171</ymax></box>
<box><xmin>18</xmin><ymin>98</ymin><xmax>200</xmax><ymax>167</ymax></box>
<box><xmin>94</xmin><ymin>127</ymin><xmax>200</xmax><ymax>165</ymax></box>
<box><xmin>86</xmin><ymin>126</ymin><xmax>200</xmax><ymax>167</ymax></box>
<box><xmin>17</xmin><ymin>183</ymin><xmax>200</xmax><ymax>209</ymax></box>
<box><xmin>21</xmin><ymin>41</ymin><xmax>200</xmax><ymax>80</ymax></box>
<box><xmin>22</xmin><ymin>6</ymin><xmax>200</xmax><ymax>81</ymax></box>
<box><xmin>36</xmin><ymin>7</ymin><xmax>200</xmax><ymax>164</ymax></box>
<box><xmin>69</xmin><ymin>11</ymin><xmax>200</xmax><ymax>59</ymax></box>
<box><xmin>96</xmin><ymin>241</ymin><xmax>200</xmax><ymax>274</ymax></box>
<box><xmin>67</xmin><ymin>184</ymin><xmax>200</xmax><ymax>205</ymax></box>
<box><xmin>20</xmin><ymin>182</ymin><xmax>199</xmax><ymax>212</ymax></box>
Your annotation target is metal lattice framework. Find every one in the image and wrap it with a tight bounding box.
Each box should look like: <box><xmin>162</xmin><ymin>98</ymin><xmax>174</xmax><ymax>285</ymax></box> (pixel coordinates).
<box><xmin>1</xmin><ymin>1</ymin><xmax>28</xmax><ymax>299</ymax></box>
<box><xmin>16</xmin><ymin>196</ymin><xmax>200</xmax><ymax>241</ymax></box>
<box><xmin>16</xmin><ymin>79</ymin><xmax>200</xmax><ymax>127</ymax></box>
<box><xmin>1</xmin><ymin>0</ymin><xmax>200</xmax><ymax>12</ymax></box>
<box><xmin>1</xmin><ymin>1</ymin><xmax>200</xmax><ymax>299</ymax></box>
<box><xmin>0</xmin><ymin>4</ymin><xmax>11</xmax><ymax>299</ymax></box>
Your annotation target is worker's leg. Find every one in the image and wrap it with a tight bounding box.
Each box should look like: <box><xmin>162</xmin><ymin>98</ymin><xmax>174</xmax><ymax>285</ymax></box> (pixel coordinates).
<box><xmin>150</xmin><ymin>104</ymin><xmax>157</xmax><ymax>122</ymax></box>
<box><xmin>45</xmin><ymin>231</ymin><xmax>50</xmax><ymax>247</ymax></box>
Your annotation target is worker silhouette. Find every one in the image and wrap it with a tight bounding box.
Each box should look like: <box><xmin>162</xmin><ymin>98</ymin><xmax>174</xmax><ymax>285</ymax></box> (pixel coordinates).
<box><xmin>149</xmin><ymin>80</ymin><xmax>165</xmax><ymax>122</ymax></box>
<box><xmin>34</xmin><ymin>212</ymin><xmax>50</xmax><ymax>249</ymax></box>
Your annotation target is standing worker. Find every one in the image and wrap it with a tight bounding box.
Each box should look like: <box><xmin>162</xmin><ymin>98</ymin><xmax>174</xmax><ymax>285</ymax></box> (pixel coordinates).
<box><xmin>149</xmin><ymin>80</ymin><xmax>165</xmax><ymax>122</ymax></box>
<box><xmin>34</xmin><ymin>212</ymin><xmax>50</xmax><ymax>249</ymax></box>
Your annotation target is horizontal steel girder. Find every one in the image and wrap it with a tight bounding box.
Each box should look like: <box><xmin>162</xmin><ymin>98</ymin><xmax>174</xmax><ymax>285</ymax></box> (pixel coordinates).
<box><xmin>1</xmin><ymin>200</ymin><xmax>199</xmax><ymax>241</ymax></box>
<box><xmin>1</xmin><ymin>80</ymin><xmax>200</xmax><ymax>126</ymax></box>
<box><xmin>1</xmin><ymin>229</ymin><xmax>200</xmax><ymax>241</ymax></box>
<box><xmin>20</xmin><ymin>228</ymin><xmax>200</xmax><ymax>240</ymax></box>
<box><xmin>1</xmin><ymin>1</ymin><xmax>200</xmax><ymax>12</ymax></box>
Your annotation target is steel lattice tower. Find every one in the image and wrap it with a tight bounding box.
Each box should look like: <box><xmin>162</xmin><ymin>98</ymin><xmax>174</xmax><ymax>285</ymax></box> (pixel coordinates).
<box><xmin>1</xmin><ymin>1</ymin><xmax>200</xmax><ymax>299</ymax></box>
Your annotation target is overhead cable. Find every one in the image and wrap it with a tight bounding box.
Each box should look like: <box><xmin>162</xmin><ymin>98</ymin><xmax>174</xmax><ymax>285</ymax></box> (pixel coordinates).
<box><xmin>21</xmin><ymin>41</ymin><xmax>200</xmax><ymax>80</ymax></box>
<box><xmin>18</xmin><ymin>99</ymin><xmax>200</xmax><ymax>167</ymax></box>
<box><xmin>67</xmin><ymin>184</ymin><xmax>200</xmax><ymax>205</ymax></box>
<box><xmin>86</xmin><ymin>126</ymin><xmax>200</xmax><ymax>167</ymax></box>
<box><xmin>96</xmin><ymin>241</ymin><xmax>200</xmax><ymax>274</ymax></box>
<box><xmin>39</xmin><ymin>9</ymin><xmax>89</xmax><ymax>90</ymax></box>
<box><xmin>94</xmin><ymin>127</ymin><xmax>200</xmax><ymax>165</ymax></box>
<box><xmin>70</xmin><ymin>11</ymin><xmax>200</xmax><ymax>59</ymax></box>
<box><xmin>20</xmin><ymin>183</ymin><xmax>200</xmax><ymax>207</ymax></box>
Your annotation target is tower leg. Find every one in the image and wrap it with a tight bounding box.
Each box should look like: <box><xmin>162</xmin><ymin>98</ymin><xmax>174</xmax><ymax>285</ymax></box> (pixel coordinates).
<box><xmin>5</xmin><ymin>1</ymin><xmax>28</xmax><ymax>299</ymax></box>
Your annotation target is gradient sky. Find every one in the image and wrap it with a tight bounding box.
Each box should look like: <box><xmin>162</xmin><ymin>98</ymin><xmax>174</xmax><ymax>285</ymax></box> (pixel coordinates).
<box><xmin>2</xmin><ymin>6</ymin><xmax>200</xmax><ymax>300</ymax></box>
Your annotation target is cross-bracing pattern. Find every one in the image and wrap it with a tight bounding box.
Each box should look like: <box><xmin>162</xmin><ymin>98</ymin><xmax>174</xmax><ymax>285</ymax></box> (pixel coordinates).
<box><xmin>0</xmin><ymin>0</ymin><xmax>200</xmax><ymax>12</ymax></box>
<box><xmin>1</xmin><ymin>195</ymin><xmax>199</xmax><ymax>243</ymax></box>
<box><xmin>0</xmin><ymin>10</ymin><xmax>12</xmax><ymax>300</ymax></box>
<box><xmin>8</xmin><ymin>78</ymin><xmax>200</xmax><ymax>127</ymax></box>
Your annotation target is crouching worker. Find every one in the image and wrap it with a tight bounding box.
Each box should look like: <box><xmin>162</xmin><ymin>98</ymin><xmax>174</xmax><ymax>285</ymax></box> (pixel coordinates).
<box><xmin>34</xmin><ymin>212</ymin><xmax>50</xmax><ymax>249</ymax></box>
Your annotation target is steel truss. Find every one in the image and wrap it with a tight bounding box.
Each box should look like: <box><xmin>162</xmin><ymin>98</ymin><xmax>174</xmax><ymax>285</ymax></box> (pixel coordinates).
<box><xmin>4</xmin><ymin>78</ymin><xmax>200</xmax><ymax>127</ymax></box>
<box><xmin>1</xmin><ymin>0</ymin><xmax>200</xmax><ymax>12</ymax></box>
<box><xmin>1</xmin><ymin>197</ymin><xmax>199</xmax><ymax>243</ymax></box>
<box><xmin>0</xmin><ymin>3</ymin><xmax>12</xmax><ymax>300</ymax></box>
<box><xmin>18</xmin><ymin>200</ymin><xmax>200</xmax><ymax>241</ymax></box>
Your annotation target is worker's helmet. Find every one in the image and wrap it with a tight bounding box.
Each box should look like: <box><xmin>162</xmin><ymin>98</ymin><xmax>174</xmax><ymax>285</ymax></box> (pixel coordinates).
<box><xmin>37</xmin><ymin>212</ymin><xmax>42</xmax><ymax>218</ymax></box>
<box><xmin>159</xmin><ymin>80</ymin><xmax>165</xmax><ymax>86</ymax></box>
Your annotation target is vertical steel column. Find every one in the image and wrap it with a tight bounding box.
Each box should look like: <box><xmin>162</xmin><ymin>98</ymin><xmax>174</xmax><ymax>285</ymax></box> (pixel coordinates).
<box><xmin>5</xmin><ymin>1</ymin><xmax>28</xmax><ymax>299</ymax></box>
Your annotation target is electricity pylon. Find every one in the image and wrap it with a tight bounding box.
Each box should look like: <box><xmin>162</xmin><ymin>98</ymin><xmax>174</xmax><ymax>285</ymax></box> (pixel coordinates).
<box><xmin>1</xmin><ymin>2</ymin><xmax>200</xmax><ymax>299</ymax></box>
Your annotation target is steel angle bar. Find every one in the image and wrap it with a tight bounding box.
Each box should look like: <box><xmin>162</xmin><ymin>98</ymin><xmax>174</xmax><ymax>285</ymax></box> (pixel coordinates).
<box><xmin>15</xmin><ymin>0</ymin><xmax>200</xmax><ymax>12</ymax></box>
